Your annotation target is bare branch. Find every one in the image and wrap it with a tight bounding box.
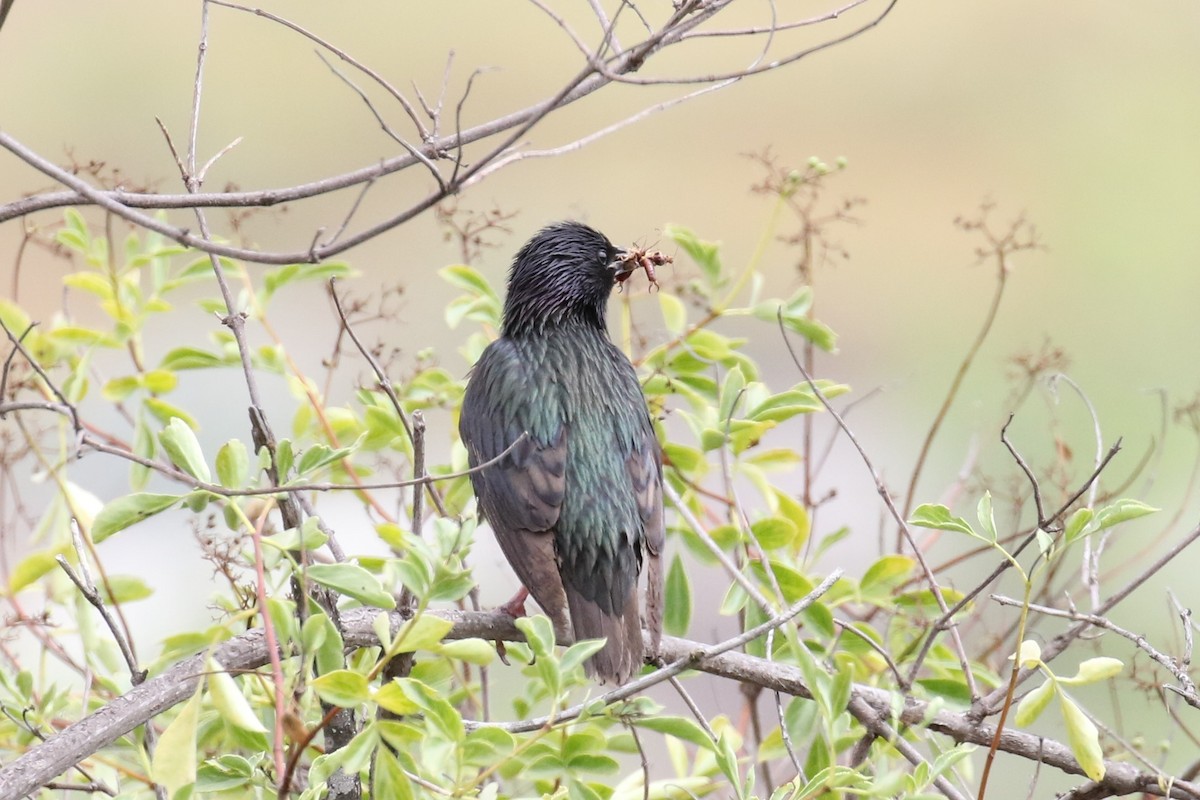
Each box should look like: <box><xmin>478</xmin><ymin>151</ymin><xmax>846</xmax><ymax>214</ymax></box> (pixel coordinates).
<box><xmin>7</xmin><ymin>591</ymin><xmax>1200</xmax><ymax>800</ymax></box>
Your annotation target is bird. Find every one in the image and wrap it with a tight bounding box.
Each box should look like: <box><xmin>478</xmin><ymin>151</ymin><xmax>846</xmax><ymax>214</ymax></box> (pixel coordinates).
<box><xmin>459</xmin><ymin>221</ymin><xmax>664</xmax><ymax>684</ymax></box>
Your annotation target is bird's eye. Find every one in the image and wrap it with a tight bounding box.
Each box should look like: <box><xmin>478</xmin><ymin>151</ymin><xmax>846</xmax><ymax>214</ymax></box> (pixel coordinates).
<box><xmin>598</xmin><ymin>248</ymin><xmax>609</xmax><ymax>263</ymax></box>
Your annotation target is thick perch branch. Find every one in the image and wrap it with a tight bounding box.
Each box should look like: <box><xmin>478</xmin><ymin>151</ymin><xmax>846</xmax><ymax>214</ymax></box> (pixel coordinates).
<box><xmin>1</xmin><ymin>608</ymin><xmax>1196</xmax><ymax>800</ymax></box>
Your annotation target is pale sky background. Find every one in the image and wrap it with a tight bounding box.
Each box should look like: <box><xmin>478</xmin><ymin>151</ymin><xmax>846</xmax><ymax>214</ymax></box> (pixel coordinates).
<box><xmin>2</xmin><ymin>0</ymin><xmax>1199</xmax><ymax>780</ymax></box>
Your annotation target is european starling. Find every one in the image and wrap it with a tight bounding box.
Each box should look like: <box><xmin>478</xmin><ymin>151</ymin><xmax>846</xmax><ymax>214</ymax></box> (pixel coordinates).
<box><xmin>459</xmin><ymin>221</ymin><xmax>664</xmax><ymax>684</ymax></box>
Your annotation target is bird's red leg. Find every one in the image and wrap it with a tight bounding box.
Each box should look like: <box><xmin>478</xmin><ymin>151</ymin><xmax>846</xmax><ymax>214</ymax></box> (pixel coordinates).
<box><xmin>499</xmin><ymin>586</ymin><xmax>529</xmax><ymax>618</ymax></box>
<box><xmin>492</xmin><ymin>587</ymin><xmax>531</xmax><ymax>667</ymax></box>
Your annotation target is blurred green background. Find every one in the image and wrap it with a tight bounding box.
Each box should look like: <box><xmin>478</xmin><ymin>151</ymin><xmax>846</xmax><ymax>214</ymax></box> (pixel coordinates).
<box><xmin>2</xmin><ymin>0</ymin><xmax>1198</xmax><ymax>761</ymax></box>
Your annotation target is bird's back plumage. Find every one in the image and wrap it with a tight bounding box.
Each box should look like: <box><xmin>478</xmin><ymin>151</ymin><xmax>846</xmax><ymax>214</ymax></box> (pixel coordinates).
<box><xmin>459</xmin><ymin>222</ymin><xmax>664</xmax><ymax>684</ymax></box>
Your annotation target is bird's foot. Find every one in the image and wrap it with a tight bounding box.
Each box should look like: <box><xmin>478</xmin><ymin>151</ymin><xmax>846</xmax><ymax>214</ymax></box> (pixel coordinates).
<box><xmin>493</xmin><ymin>639</ymin><xmax>511</xmax><ymax>666</ymax></box>
<box><xmin>498</xmin><ymin>587</ymin><xmax>530</xmax><ymax>619</ymax></box>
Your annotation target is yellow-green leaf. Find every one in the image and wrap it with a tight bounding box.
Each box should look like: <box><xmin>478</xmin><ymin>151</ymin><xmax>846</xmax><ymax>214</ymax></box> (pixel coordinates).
<box><xmin>1014</xmin><ymin>678</ymin><xmax>1055</xmax><ymax>726</ymax></box>
<box><xmin>1059</xmin><ymin>693</ymin><xmax>1105</xmax><ymax>781</ymax></box>
<box><xmin>158</xmin><ymin>417</ymin><xmax>211</xmax><ymax>483</ymax></box>
<box><xmin>215</xmin><ymin>440</ymin><xmax>250</xmax><ymax>489</ymax></box>
<box><xmin>664</xmin><ymin>553</ymin><xmax>692</xmax><ymax>636</ymax></box>
<box><xmin>393</xmin><ymin>614</ymin><xmax>454</xmax><ymax>653</ymax></box>
<box><xmin>1015</xmin><ymin>640</ymin><xmax>1042</xmax><ymax>668</ymax></box>
<box><xmin>152</xmin><ymin>686</ymin><xmax>201</xmax><ymax>795</ymax></box>
<box><xmin>91</xmin><ymin>493</ymin><xmax>183</xmax><ymax>542</ymax></box>
<box><xmin>909</xmin><ymin>504</ymin><xmax>975</xmax><ymax>537</ymax></box>
<box><xmin>1061</xmin><ymin>657</ymin><xmax>1123</xmax><ymax>685</ymax></box>
<box><xmin>311</xmin><ymin>669</ymin><xmax>370</xmax><ymax>707</ymax></box>
<box><xmin>207</xmin><ymin>657</ymin><xmax>267</xmax><ymax>733</ymax></box>
<box><xmin>436</xmin><ymin>638</ymin><xmax>495</xmax><ymax>666</ymax></box>
<box><xmin>7</xmin><ymin>549</ymin><xmax>63</xmax><ymax>593</ymax></box>
<box><xmin>658</xmin><ymin>292</ymin><xmax>687</xmax><ymax>335</ymax></box>
<box><xmin>307</xmin><ymin>563</ymin><xmax>396</xmax><ymax>609</ymax></box>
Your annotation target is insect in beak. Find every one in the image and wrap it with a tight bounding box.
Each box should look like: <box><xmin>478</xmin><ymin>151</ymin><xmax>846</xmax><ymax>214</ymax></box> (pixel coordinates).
<box><xmin>613</xmin><ymin>245</ymin><xmax>671</xmax><ymax>291</ymax></box>
<box><xmin>611</xmin><ymin>249</ymin><xmax>637</xmax><ymax>282</ymax></box>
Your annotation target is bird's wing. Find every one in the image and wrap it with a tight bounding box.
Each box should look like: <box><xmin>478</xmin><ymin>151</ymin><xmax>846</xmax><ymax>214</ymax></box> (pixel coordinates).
<box><xmin>627</xmin><ymin>427</ymin><xmax>664</xmax><ymax>657</ymax></box>
<box><xmin>460</xmin><ymin>341</ymin><xmax>571</xmax><ymax>635</ymax></box>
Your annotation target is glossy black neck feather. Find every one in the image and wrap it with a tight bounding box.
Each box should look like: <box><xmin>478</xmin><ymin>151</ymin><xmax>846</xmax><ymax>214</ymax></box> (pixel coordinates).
<box><xmin>500</xmin><ymin>222</ymin><xmax>618</xmax><ymax>339</ymax></box>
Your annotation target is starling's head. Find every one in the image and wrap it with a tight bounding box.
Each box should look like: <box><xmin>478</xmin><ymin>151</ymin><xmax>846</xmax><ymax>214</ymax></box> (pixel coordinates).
<box><xmin>502</xmin><ymin>221</ymin><xmax>628</xmax><ymax>336</ymax></box>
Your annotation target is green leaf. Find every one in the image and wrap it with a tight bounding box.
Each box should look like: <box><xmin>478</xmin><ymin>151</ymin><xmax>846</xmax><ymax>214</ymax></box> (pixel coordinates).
<box><xmin>307</xmin><ymin>563</ymin><xmax>396</xmax><ymax>609</ymax></box>
<box><xmin>440</xmin><ymin>263</ymin><xmax>501</xmax><ymax>299</ymax></box>
<box><xmin>263</xmin><ymin>262</ymin><xmax>356</xmax><ymax>301</ymax></box>
<box><xmin>915</xmin><ymin>678</ymin><xmax>972</xmax><ymax>706</ymax></box>
<box><xmin>92</xmin><ymin>492</ymin><xmax>183</xmax><ymax>542</ymax></box>
<box><xmin>1063</xmin><ymin>507</ymin><xmax>1096</xmax><ymax>546</ymax></box>
<box><xmin>664</xmin><ymin>554</ymin><xmax>692</xmax><ymax>636</ymax></box>
<box><xmin>153</xmin><ymin>686</ymin><xmax>201</xmax><ymax>796</ymax></box>
<box><xmin>46</xmin><ymin>325</ymin><xmax>120</xmax><ymax>348</ymax></box>
<box><xmin>1059</xmin><ymin>692</ymin><xmax>1105</xmax><ymax>781</ymax></box>
<box><xmin>296</xmin><ymin>434</ymin><xmax>364</xmax><ymax>475</ymax></box>
<box><xmin>64</xmin><ymin>207</ymin><xmax>88</xmax><ymax>237</ymax></box>
<box><xmin>195</xmin><ymin>755</ymin><xmax>255</xmax><ymax>793</ymax></box>
<box><xmin>7</xmin><ymin>549</ymin><xmax>63</xmax><ymax>593</ymax></box>
<box><xmin>1061</xmin><ymin>657</ymin><xmax>1123</xmax><ymax>685</ymax></box>
<box><xmin>746</xmin><ymin>384</ymin><xmax>846</xmax><ymax>422</ymax></box>
<box><xmin>514</xmin><ymin>615</ymin><xmax>556</xmax><ymax>657</ymax></box>
<box><xmin>1014</xmin><ymin>678</ymin><xmax>1055</xmax><ymax>726</ymax></box>
<box><xmin>311</xmin><ymin>669</ymin><xmax>370</xmax><ymax>707</ymax></box>
<box><xmin>392</xmin><ymin>614</ymin><xmax>454</xmax><ymax>652</ymax></box>
<box><xmin>274</xmin><ymin>439</ymin><xmax>294</xmax><ymax>478</ymax></box>
<box><xmin>633</xmin><ymin>716</ymin><xmax>715</xmax><ymax>751</ymax></box>
<box><xmin>436</xmin><ymin>638</ymin><xmax>495</xmax><ymax>666</ymax></box>
<box><xmin>160</xmin><ymin>346</ymin><xmax>225</xmax><ymax>371</ymax></box>
<box><xmin>658</xmin><ymin>291</ymin><xmax>687</xmax><ymax>335</ymax></box>
<box><xmin>374</xmin><ymin>681</ymin><xmax>419</xmax><ymax>716</ymax></box>
<box><xmin>145</xmin><ymin>398</ymin><xmax>198</xmax><ymax>431</ymax></box>
<box><xmin>1094</xmin><ymin>498</ymin><xmax>1158</xmax><ymax>530</ymax></box>
<box><xmin>1016</xmin><ymin>640</ymin><xmax>1042</xmax><ymax>668</ymax></box>
<box><xmin>102</xmin><ymin>375</ymin><xmax>141</xmax><ymax>402</ymax></box>
<box><xmin>718</xmin><ymin>581</ymin><xmax>749</xmax><ymax>616</ymax></box>
<box><xmin>142</xmin><ymin>369</ymin><xmax>178</xmax><ymax>394</ymax></box>
<box><xmin>265</xmin><ymin>517</ymin><xmax>327</xmax><ymax>552</ymax></box>
<box><xmin>131</xmin><ymin>415</ymin><xmax>155</xmax><ymax>490</ymax></box>
<box><xmin>207</xmin><ymin>657</ymin><xmax>267</xmax><ymax>733</ymax></box>
<box><xmin>749</xmin><ymin>516</ymin><xmax>798</xmax><ymax>550</ymax></box>
<box><xmin>99</xmin><ymin>574</ymin><xmax>153</xmax><ymax>603</ymax></box>
<box><xmin>860</xmin><ymin>555</ymin><xmax>915</xmax><ymax>596</ymax></box>
<box><xmin>0</xmin><ymin>300</ymin><xmax>32</xmax><ymax>343</ymax></box>
<box><xmin>717</xmin><ymin>366</ymin><xmax>746</xmax><ymax>424</ymax></box>
<box><xmin>158</xmin><ymin>417</ymin><xmax>211</xmax><ymax>482</ymax></box>
<box><xmin>559</xmin><ymin>638</ymin><xmax>606</xmax><ymax>674</ymax></box>
<box><xmin>976</xmin><ymin>491</ymin><xmax>997</xmax><ymax>542</ymax></box>
<box><xmin>394</xmin><ymin>677</ymin><xmax>464</xmax><ymax>743</ymax></box>
<box><xmin>64</xmin><ymin>271</ymin><xmax>114</xmax><ymax>300</ymax></box>
<box><xmin>713</xmin><ymin>729</ymin><xmax>742</xmax><ymax>788</ymax></box>
<box><xmin>778</xmin><ymin>313</ymin><xmax>837</xmax><ymax>352</ymax></box>
<box><xmin>663</xmin><ymin>224</ymin><xmax>723</xmax><ymax>285</ymax></box>
<box><xmin>463</xmin><ymin>727</ymin><xmax>516</xmax><ymax>766</ymax></box>
<box><xmin>373</xmin><ymin>747</ymin><xmax>415</xmax><ymax>800</ymax></box>
<box><xmin>215</xmin><ymin>440</ymin><xmax>250</xmax><ymax>489</ymax></box>
<box><xmin>909</xmin><ymin>504</ymin><xmax>975</xmax><ymax>537</ymax></box>
<box><xmin>308</xmin><ymin>613</ymin><xmax>345</xmax><ymax>677</ymax></box>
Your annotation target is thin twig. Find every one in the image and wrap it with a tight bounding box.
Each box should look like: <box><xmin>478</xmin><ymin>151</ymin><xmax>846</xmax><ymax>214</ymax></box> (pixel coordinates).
<box><xmin>327</xmin><ymin>278</ymin><xmax>449</xmax><ymax>518</ymax></box>
<box><xmin>0</xmin><ymin>318</ymin><xmax>81</xmax><ymax>436</ymax></box>
<box><xmin>208</xmin><ymin>0</ymin><xmax>430</xmax><ymax>140</ymax></box>
<box><xmin>56</xmin><ymin>521</ymin><xmax>146</xmax><ymax>686</ymax></box>
<box><xmin>992</xmin><ymin>594</ymin><xmax>1200</xmax><ymax>709</ymax></box>
<box><xmin>777</xmin><ymin>310</ymin><xmax>976</xmax><ymax>696</ymax></box>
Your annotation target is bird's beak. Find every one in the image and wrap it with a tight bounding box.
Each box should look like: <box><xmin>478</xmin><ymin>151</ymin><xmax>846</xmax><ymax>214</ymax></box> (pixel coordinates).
<box><xmin>611</xmin><ymin>249</ymin><xmax>635</xmax><ymax>281</ymax></box>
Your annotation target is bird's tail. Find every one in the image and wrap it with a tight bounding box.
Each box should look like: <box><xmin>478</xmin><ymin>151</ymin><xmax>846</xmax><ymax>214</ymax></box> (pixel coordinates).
<box><xmin>644</xmin><ymin>549</ymin><xmax>663</xmax><ymax>659</ymax></box>
<box><xmin>565</xmin><ymin>586</ymin><xmax>643</xmax><ymax>685</ymax></box>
